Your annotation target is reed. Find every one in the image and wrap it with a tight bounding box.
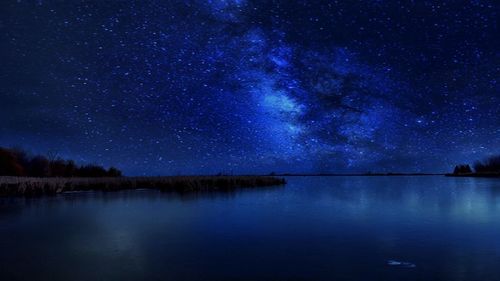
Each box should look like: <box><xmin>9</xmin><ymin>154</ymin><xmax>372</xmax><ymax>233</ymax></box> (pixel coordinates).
<box><xmin>0</xmin><ymin>176</ymin><xmax>286</xmax><ymax>197</ymax></box>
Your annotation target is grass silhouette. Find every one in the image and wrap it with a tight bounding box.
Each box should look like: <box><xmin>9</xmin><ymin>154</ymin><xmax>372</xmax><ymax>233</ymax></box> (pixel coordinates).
<box><xmin>0</xmin><ymin>176</ymin><xmax>286</xmax><ymax>196</ymax></box>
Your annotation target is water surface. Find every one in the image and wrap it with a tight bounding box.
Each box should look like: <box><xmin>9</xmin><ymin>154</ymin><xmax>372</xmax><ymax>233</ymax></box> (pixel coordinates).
<box><xmin>1</xmin><ymin>176</ymin><xmax>500</xmax><ymax>280</ymax></box>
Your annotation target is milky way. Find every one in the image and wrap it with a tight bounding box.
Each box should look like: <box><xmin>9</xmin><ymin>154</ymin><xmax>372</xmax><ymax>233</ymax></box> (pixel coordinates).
<box><xmin>1</xmin><ymin>1</ymin><xmax>498</xmax><ymax>175</ymax></box>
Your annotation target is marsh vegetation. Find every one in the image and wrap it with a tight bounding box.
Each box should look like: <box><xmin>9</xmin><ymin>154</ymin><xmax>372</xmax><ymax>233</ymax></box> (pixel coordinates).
<box><xmin>0</xmin><ymin>176</ymin><xmax>286</xmax><ymax>196</ymax></box>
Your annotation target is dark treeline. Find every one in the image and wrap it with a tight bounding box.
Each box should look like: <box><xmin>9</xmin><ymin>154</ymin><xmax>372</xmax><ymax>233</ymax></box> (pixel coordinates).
<box><xmin>0</xmin><ymin>147</ymin><xmax>122</xmax><ymax>177</ymax></box>
<box><xmin>452</xmin><ymin>155</ymin><xmax>500</xmax><ymax>175</ymax></box>
<box><xmin>473</xmin><ymin>155</ymin><xmax>500</xmax><ymax>173</ymax></box>
<box><xmin>453</xmin><ymin>164</ymin><xmax>473</xmax><ymax>174</ymax></box>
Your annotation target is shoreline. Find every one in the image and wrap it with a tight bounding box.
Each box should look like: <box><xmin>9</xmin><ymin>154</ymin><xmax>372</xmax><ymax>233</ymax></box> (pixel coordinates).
<box><xmin>445</xmin><ymin>173</ymin><xmax>500</xmax><ymax>178</ymax></box>
<box><xmin>0</xmin><ymin>176</ymin><xmax>286</xmax><ymax>197</ymax></box>
<box><xmin>271</xmin><ymin>173</ymin><xmax>444</xmax><ymax>177</ymax></box>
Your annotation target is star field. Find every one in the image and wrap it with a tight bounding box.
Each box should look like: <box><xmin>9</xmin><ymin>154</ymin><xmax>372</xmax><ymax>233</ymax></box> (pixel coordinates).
<box><xmin>1</xmin><ymin>1</ymin><xmax>498</xmax><ymax>175</ymax></box>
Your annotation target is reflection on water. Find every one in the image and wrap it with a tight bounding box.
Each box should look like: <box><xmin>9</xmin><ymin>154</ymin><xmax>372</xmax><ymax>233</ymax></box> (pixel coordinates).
<box><xmin>1</xmin><ymin>176</ymin><xmax>500</xmax><ymax>281</ymax></box>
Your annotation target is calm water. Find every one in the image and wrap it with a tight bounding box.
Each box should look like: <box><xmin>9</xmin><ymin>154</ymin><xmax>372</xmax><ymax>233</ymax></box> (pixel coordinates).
<box><xmin>1</xmin><ymin>176</ymin><xmax>500</xmax><ymax>281</ymax></box>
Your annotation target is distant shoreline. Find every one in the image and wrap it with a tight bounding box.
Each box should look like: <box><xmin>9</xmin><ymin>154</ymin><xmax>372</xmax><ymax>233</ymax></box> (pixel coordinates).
<box><xmin>270</xmin><ymin>173</ymin><xmax>444</xmax><ymax>177</ymax></box>
<box><xmin>445</xmin><ymin>173</ymin><xmax>500</xmax><ymax>178</ymax></box>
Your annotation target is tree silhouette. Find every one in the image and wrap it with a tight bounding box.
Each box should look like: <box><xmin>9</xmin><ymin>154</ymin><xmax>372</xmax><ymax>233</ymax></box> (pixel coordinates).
<box><xmin>107</xmin><ymin>167</ymin><xmax>122</xmax><ymax>177</ymax></box>
<box><xmin>0</xmin><ymin>148</ymin><xmax>25</xmax><ymax>176</ymax></box>
<box><xmin>0</xmin><ymin>147</ymin><xmax>122</xmax><ymax>177</ymax></box>
<box><xmin>453</xmin><ymin>164</ymin><xmax>472</xmax><ymax>174</ymax></box>
<box><xmin>473</xmin><ymin>155</ymin><xmax>500</xmax><ymax>173</ymax></box>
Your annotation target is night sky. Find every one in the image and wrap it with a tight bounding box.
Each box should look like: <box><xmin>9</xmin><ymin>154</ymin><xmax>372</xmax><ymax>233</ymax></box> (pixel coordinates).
<box><xmin>1</xmin><ymin>1</ymin><xmax>498</xmax><ymax>175</ymax></box>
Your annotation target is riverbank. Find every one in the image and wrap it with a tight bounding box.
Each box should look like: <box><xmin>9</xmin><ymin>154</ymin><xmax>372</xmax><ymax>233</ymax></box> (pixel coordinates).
<box><xmin>0</xmin><ymin>176</ymin><xmax>286</xmax><ymax>196</ymax></box>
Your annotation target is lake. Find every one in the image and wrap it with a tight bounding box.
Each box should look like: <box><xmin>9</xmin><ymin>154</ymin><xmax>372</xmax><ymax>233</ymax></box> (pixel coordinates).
<box><xmin>1</xmin><ymin>176</ymin><xmax>500</xmax><ymax>280</ymax></box>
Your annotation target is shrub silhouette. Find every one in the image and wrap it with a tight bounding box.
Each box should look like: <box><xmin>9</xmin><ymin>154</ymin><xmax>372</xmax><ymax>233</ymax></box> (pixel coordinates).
<box><xmin>0</xmin><ymin>147</ymin><xmax>122</xmax><ymax>177</ymax></box>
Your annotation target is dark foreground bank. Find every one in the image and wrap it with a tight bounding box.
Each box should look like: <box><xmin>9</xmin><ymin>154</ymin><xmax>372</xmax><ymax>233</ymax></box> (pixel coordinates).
<box><xmin>0</xmin><ymin>176</ymin><xmax>286</xmax><ymax>196</ymax></box>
